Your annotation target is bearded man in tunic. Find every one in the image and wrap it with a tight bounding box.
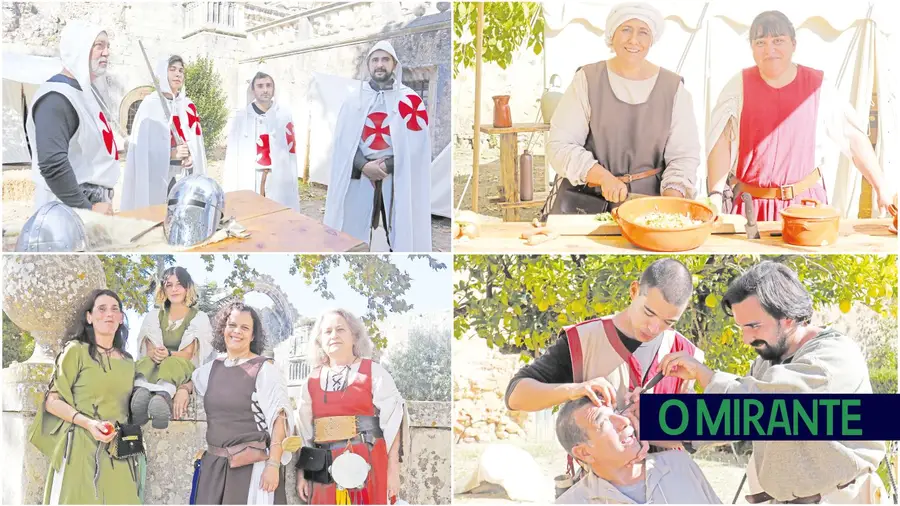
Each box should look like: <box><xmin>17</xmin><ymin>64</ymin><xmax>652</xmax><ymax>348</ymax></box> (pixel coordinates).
<box><xmin>223</xmin><ymin>69</ymin><xmax>301</xmax><ymax>210</ymax></box>
<box><xmin>544</xmin><ymin>1</ymin><xmax>700</xmax><ymax>215</ymax></box>
<box><xmin>661</xmin><ymin>261</ymin><xmax>888</xmax><ymax>504</ymax></box>
<box><xmin>323</xmin><ymin>41</ymin><xmax>432</xmax><ymax>252</ymax></box>
<box><xmin>25</xmin><ymin>20</ymin><xmax>121</xmax><ymax>215</ymax></box>
<box><xmin>554</xmin><ymin>397</ymin><xmax>722</xmax><ymax>504</ymax></box>
<box><xmin>706</xmin><ymin>10</ymin><xmax>891</xmax><ymax>221</ymax></box>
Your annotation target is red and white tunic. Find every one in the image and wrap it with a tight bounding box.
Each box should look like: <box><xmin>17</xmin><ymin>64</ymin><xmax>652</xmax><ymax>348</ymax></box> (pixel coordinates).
<box><xmin>563</xmin><ymin>316</ymin><xmax>704</xmax><ymax>400</ymax></box>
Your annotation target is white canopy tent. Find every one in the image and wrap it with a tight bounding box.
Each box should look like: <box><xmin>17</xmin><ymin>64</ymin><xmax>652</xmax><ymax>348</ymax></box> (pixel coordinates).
<box><xmin>306</xmin><ymin>71</ymin><xmax>451</xmax><ymax>218</ymax></box>
<box><xmin>543</xmin><ymin>1</ymin><xmax>899</xmax><ymax>217</ymax></box>
<box><xmin>2</xmin><ymin>52</ymin><xmax>63</xmax><ymax>164</ymax></box>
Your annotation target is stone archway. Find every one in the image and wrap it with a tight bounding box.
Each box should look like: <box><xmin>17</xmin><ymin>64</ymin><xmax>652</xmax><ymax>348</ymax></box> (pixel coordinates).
<box><xmin>208</xmin><ymin>274</ymin><xmax>299</xmax><ymax>354</ymax></box>
<box><xmin>119</xmin><ymin>86</ymin><xmax>153</xmax><ymax>135</ymax></box>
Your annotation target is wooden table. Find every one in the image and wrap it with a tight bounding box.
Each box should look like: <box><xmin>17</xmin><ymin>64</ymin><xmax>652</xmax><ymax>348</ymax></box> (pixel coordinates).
<box><xmin>118</xmin><ymin>190</ymin><xmax>367</xmax><ymax>252</ymax></box>
<box><xmin>479</xmin><ymin>123</ymin><xmax>551</xmax><ymax>221</ymax></box>
<box><xmin>454</xmin><ymin>218</ymin><xmax>898</xmax><ymax>254</ymax></box>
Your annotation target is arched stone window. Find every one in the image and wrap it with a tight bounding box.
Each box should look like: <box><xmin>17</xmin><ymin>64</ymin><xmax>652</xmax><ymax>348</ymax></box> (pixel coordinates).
<box><xmin>119</xmin><ymin>86</ymin><xmax>154</xmax><ymax>136</ymax></box>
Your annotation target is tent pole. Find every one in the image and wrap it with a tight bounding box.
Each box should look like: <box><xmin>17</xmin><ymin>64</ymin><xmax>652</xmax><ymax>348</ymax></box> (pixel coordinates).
<box><xmin>472</xmin><ymin>1</ymin><xmax>484</xmax><ymax>213</ymax></box>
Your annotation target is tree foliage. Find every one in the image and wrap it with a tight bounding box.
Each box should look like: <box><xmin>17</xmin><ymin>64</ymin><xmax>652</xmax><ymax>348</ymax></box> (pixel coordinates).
<box><xmin>3</xmin><ymin>255</ymin><xmax>446</xmax><ymax>365</ymax></box>
<box><xmin>454</xmin><ymin>255</ymin><xmax>898</xmax><ymax>378</ymax></box>
<box><xmin>453</xmin><ymin>1</ymin><xmax>544</xmax><ymax>77</ymax></box>
<box><xmin>383</xmin><ymin>320</ymin><xmax>452</xmax><ymax>402</ymax></box>
<box><xmin>290</xmin><ymin>255</ymin><xmax>448</xmax><ymax>348</ymax></box>
<box><xmin>184</xmin><ymin>55</ymin><xmax>229</xmax><ymax>154</ymax></box>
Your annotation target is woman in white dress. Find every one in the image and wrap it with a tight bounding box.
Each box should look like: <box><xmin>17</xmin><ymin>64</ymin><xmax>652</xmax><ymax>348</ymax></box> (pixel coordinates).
<box><xmin>132</xmin><ymin>266</ymin><xmax>213</xmax><ymax>429</ymax></box>
<box><xmin>295</xmin><ymin>308</ymin><xmax>409</xmax><ymax>505</ymax></box>
<box><xmin>173</xmin><ymin>301</ymin><xmax>295</xmax><ymax>505</ymax></box>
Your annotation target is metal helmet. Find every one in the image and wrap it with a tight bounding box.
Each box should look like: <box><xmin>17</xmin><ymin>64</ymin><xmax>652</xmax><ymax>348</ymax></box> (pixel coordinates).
<box><xmin>15</xmin><ymin>201</ymin><xmax>90</xmax><ymax>252</ymax></box>
<box><xmin>163</xmin><ymin>174</ymin><xmax>226</xmax><ymax>246</ymax></box>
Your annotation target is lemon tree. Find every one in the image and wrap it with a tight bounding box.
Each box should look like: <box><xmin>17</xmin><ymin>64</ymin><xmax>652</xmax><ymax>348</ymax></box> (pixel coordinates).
<box><xmin>454</xmin><ymin>254</ymin><xmax>897</xmax><ymax>378</ymax></box>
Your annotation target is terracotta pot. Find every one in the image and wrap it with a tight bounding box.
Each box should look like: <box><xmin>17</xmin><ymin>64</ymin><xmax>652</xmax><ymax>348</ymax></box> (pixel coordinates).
<box><xmin>612</xmin><ymin>197</ymin><xmax>718</xmax><ymax>252</ymax></box>
<box><xmin>780</xmin><ymin>199</ymin><xmax>840</xmax><ymax>246</ymax></box>
<box><xmin>492</xmin><ymin>95</ymin><xmax>512</xmax><ymax>128</ymax></box>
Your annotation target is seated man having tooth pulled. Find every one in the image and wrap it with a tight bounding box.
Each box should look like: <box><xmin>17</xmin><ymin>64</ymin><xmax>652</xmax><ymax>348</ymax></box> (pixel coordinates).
<box><xmin>555</xmin><ymin>397</ymin><xmax>721</xmax><ymax>504</ymax></box>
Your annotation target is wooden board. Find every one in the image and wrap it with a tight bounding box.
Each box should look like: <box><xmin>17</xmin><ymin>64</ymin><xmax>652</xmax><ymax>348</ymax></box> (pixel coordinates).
<box><xmin>479</xmin><ymin>123</ymin><xmax>551</xmax><ymax>135</ymax></box>
<box><xmin>454</xmin><ymin>219</ymin><xmax>897</xmax><ymax>254</ymax></box>
<box><xmin>118</xmin><ymin>190</ymin><xmax>288</xmax><ymax>223</ymax></box>
<box><xmin>192</xmin><ymin>210</ymin><xmax>367</xmax><ymax>252</ymax></box>
<box><xmin>546</xmin><ymin>213</ymin><xmax>748</xmax><ymax>236</ymax></box>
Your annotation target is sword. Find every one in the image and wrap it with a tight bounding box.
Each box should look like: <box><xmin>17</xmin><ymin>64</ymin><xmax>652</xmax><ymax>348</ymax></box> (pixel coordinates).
<box><xmin>137</xmin><ymin>40</ymin><xmax>191</xmax><ymax>178</ymax></box>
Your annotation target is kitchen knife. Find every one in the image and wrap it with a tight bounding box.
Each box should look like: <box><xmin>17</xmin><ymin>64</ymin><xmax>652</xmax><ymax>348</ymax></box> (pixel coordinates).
<box><xmin>616</xmin><ymin>371</ymin><xmax>665</xmax><ymax>414</ymax></box>
<box><xmin>741</xmin><ymin>193</ymin><xmax>760</xmax><ymax>239</ymax></box>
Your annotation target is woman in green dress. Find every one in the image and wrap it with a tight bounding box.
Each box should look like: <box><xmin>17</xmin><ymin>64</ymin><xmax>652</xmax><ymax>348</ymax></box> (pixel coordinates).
<box><xmin>28</xmin><ymin>289</ymin><xmax>141</xmax><ymax>504</ymax></box>
<box><xmin>131</xmin><ymin>266</ymin><xmax>213</xmax><ymax>429</ymax></box>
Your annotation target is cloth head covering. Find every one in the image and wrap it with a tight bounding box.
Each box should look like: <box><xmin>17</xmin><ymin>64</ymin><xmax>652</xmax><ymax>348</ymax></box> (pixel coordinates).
<box><xmin>604</xmin><ymin>2</ymin><xmax>665</xmax><ymax>47</ymax></box>
<box><xmin>365</xmin><ymin>40</ymin><xmax>402</xmax><ymax>84</ymax></box>
<box><xmin>155</xmin><ymin>55</ymin><xmax>186</xmax><ymax>99</ymax></box>
<box><xmin>59</xmin><ymin>20</ymin><xmax>106</xmax><ymax>91</ymax></box>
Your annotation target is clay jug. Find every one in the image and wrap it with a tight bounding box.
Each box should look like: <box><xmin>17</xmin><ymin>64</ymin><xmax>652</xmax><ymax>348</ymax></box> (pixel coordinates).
<box><xmin>492</xmin><ymin>95</ymin><xmax>512</xmax><ymax>128</ymax></box>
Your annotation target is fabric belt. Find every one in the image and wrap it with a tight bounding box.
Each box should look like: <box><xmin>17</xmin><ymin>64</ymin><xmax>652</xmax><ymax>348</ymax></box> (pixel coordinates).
<box><xmin>745</xmin><ymin>477</ymin><xmax>857</xmax><ymax>504</ymax></box>
<box><xmin>206</xmin><ymin>440</ymin><xmax>267</xmax><ymax>459</ymax></box>
<box><xmin>734</xmin><ymin>168</ymin><xmax>822</xmax><ymax>201</ymax></box>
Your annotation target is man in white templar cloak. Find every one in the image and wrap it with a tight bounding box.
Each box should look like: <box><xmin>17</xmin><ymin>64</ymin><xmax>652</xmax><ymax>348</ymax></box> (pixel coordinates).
<box><xmin>222</xmin><ymin>67</ymin><xmax>301</xmax><ymax>211</ymax></box>
<box><xmin>324</xmin><ymin>40</ymin><xmax>432</xmax><ymax>252</ymax></box>
<box><xmin>121</xmin><ymin>54</ymin><xmax>207</xmax><ymax>211</ymax></box>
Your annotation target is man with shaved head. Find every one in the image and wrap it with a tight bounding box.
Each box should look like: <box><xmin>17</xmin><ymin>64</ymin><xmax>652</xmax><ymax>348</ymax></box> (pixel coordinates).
<box><xmin>554</xmin><ymin>397</ymin><xmax>721</xmax><ymax>503</ymax></box>
<box><xmin>506</xmin><ymin>258</ymin><xmax>703</xmax><ymax>415</ymax></box>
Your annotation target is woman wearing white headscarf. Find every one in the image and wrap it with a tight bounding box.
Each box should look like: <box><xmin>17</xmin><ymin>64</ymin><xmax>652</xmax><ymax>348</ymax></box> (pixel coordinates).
<box><xmin>544</xmin><ymin>2</ymin><xmax>701</xmax><ymax>216</ymax></box>
<box><xmin>121</xmin><ymin>54</ymin><xmax>208</xmax><ymax>211</ymax></box>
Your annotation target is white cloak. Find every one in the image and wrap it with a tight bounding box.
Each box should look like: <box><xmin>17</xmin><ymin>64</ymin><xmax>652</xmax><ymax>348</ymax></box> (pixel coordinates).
<box><xmin>121</xmin><ymin>55</ymin><xmax>207</xmax><ymax>211</ymax></box>
<box><xmin>323</xmin><ymin>41</ymin><xmax>432</xmax><ymax>252</ymax></box>
<box><xmin>223</xmin><ymin>91</ymin><xmax>300</xmax><ymax>211</ymax></box>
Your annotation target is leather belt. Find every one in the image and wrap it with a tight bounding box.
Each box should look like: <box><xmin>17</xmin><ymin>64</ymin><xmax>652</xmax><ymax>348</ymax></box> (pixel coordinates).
<box><xmin>616</xmin><ymin>168</ymin><xmax>662</xmax><ymax>185</ymax></box>
<box><xmin>258</xmin><ymin>168</ymin><xmax>272</xmax><ymax>198</ymax></box>
<box><xmin>207</xmin><ymin>440</ymin><xmax>267</xmax><ymax>458</ymax></box>
<box><xmin>313</xmin><ymin>415</ymin><xmax>383</xmax><ymax>448</ymax></box>
<box><xmin>735</xmin><ymin>168</ymin><xmax>822</xmax><ymax>201</ymax></box>
<box><xmin>745</xmin><ymin>478</ymin><xmax>856</xmax><ymax>504</ymax></box>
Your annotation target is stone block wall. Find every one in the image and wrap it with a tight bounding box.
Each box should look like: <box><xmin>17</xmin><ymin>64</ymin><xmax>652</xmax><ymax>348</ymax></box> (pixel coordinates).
<box><xmin>452</xmin><ymin>335</ymin><xmax>531</xmax><ymax>444</ymax></box>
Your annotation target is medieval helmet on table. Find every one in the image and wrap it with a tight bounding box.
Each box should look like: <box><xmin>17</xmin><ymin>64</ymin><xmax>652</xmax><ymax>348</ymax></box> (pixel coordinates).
<box><xmin>163</xmin><ymin>174</ymin><xmax>226</xmax><ymax>246</ymax></box>
<box><xmin>15</xmin><ymin>202</ymin><xmax>90</xmax><ymax>252</ymax></box>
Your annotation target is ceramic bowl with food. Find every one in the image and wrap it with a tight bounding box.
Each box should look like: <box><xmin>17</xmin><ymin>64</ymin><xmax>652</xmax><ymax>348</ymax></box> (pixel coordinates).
<box><xmin>779</xmin><ymin>199</ymin><xmax>840</xmax><ymax>246</ymax></box>
<box><xmin>612</xmin><ymin>197</ymin><xmax>718</xmax><ymax>252</ymax></box>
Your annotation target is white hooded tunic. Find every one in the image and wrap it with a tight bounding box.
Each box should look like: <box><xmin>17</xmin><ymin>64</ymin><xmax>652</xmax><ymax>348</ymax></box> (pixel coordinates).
<box><xmin>121</xmin><ymin>55</ymin><xmax>208</xmax><ymax>211</ymax></box>
<box><xmin>222</xmin><ymin>69</ymin><xmax>301</xmax><ymax>211</ymax></box>
<box><xmin>25</xmin><ymin>21</ymin><xmax>121</xmax><ymax>210</ymax></box>
<box><xmin>323</xmin><ymin>41</ymin><xmax>432</xmax><ymax>252</ymax></box>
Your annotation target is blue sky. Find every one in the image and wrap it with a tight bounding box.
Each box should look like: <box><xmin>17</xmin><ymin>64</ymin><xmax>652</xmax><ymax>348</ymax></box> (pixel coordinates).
<box><xmin>123</xmin><ymin>254</ymin><xmax>452</xmax><ymax>355</ymax></box>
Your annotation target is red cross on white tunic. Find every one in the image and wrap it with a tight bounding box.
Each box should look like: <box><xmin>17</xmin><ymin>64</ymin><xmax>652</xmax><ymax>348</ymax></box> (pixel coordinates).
<box><xmin>398</xmin><ymin>94</ymin><xmax>428</xmax><ymax>131</ymax></box>
<box><xmin>257</xmin><ymin>134</ymin><xmax>272</xmax><ymax>166</ymax></box>
<box><xmin>98</xmin><ymin>112</ymin><xmax>119</xmax><ymax>160</ymax></box>
<box><xmin>187</xmin><ymin>103</ymin><xmax>201</xmax><ymax>136</ymax></box>
<box><xmin>286</xmin><ymin>122</ymin><xmax>296</xmax><ymax>154</ymax></box>
<box><xmin>362</xmin><ymin>112</ymin><xmax>391</xmax><ymax>150</ymax></box>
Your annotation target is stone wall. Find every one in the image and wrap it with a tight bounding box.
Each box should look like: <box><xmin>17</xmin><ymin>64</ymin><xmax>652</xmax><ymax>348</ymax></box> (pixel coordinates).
<box><xmin>452</xmin><ymin>47</ymin><xmax>547</xmax><ymax>169</ymax></box>
<box><xmin>452</xmin><ymin>334</ymin><xmax>531</xmax><ymax>444</ymax></box>
<box><xmin>1</xmin><ymin>360</ymin><xmax>452</xmax><ymax>505</ymax></box>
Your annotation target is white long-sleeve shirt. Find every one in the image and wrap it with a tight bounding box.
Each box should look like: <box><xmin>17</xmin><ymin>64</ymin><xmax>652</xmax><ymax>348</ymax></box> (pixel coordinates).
<box><xmin>547</xmin><ymin>67</ymin><xmax>701</xmax><ymax>198</ymax></box>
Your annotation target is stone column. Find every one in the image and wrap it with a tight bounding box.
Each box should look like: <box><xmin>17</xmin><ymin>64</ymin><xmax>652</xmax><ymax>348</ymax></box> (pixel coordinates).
<box><xmin>1</xmin><ymin>255</ymin><xmax>106</xmax><ymax>505</ymax></box>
